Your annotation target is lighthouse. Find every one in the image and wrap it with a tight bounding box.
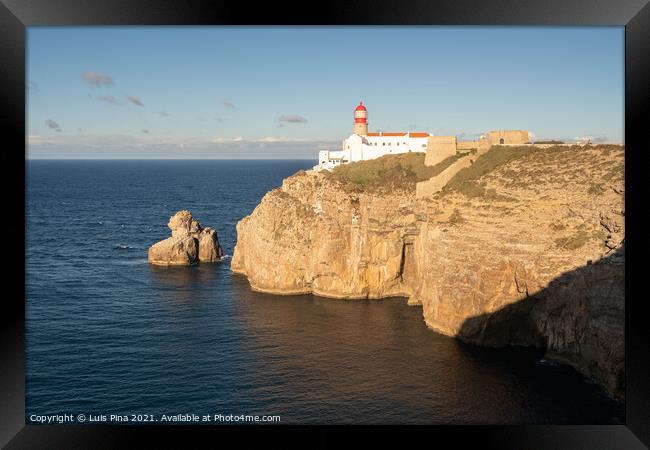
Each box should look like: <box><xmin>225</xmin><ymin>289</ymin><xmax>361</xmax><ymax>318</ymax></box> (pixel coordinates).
<box><xmin>315</xmin><ymin>101</ymin><xmax>435</xmax><ymax>170</ymax></box>
<box><xmin>353</xmin><ymin>101</ymin><xmax>368</xmax><ymax>136</ymax></box>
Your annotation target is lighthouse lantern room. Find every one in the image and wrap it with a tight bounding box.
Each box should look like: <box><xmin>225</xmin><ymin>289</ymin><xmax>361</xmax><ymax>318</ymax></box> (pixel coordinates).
<box><xmin>353</xmin><ymin>101</ymin><xmax>368</xmax><ymax>136</ymax></box>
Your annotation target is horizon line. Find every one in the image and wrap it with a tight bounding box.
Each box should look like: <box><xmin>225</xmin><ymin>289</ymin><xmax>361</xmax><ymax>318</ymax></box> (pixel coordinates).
<box><xmin>25</xmin><ymin>157</ymin><xmax>319</xmax><ymax>161</ymax></box>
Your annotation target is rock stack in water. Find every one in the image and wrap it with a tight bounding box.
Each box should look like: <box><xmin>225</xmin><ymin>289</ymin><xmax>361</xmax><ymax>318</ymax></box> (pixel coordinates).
<box><xmin>148</xmin><ymin>210</ymin><xmax>223</xmax><ymax>266</ymax></box>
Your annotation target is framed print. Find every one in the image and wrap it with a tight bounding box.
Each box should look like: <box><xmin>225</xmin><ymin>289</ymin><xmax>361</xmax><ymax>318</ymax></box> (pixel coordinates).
<box><xmin>2</xmin><ymin>0</ymin><xmax>649</xmax><ymax>447</ymax></box>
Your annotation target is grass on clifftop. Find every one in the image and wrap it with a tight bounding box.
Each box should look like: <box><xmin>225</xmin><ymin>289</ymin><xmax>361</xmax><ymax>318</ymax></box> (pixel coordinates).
<box><xmin>445</xmin><ymin>145</ymin><xmax>538</xmax><ymax>193</ymax></box>
<box><xmin>324</xmin><ymin>152</ymin><xmax>463</xmax><ymax>193</ymax></box>
<box><xmin>444</xmin><ymin>145</ymin><xmax>539</xmax><ymax>198</ymax></box>
<box><xmin>444</xmin><ymin>144</ymin><xmax>623</xmax><ymax>199</ymax></box>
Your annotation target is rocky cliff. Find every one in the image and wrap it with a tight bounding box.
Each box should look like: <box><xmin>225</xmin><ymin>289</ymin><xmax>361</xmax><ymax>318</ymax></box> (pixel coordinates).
<box><xmin>231</xmin><ymin>145</ymin><xmax>625</xmax><ymax>397</ymax></box>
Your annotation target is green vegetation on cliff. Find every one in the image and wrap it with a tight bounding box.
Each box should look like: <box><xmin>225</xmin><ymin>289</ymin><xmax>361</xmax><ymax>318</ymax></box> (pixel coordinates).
<box><xmin>443</xmin><ymin>144</ymin><xmax>624</xmax><ymax>199</ymax></box>
<box><xmin>324</xmin><ymin>152</ymin><xmax>463</xmax><ymax>193</ymax></box>
<box><xmin>444</xmin><ymin>145</ymin><xmax>537</xmax><ymax>197</ymax></box>
<box><xmin>320</xmin><ymin>144</ymin><xmax>623</xmax><ymax>199</ymax></box>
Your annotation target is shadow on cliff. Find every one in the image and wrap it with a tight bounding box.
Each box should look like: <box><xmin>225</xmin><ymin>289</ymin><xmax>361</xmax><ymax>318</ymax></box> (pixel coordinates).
<box><xmin>456</xmin><ymin>245</ymin><xmax>625</xmax><ymax>399</ymax></box>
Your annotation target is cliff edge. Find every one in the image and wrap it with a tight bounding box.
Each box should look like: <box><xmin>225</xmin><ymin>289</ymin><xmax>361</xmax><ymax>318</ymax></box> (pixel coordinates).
<box><xmin>231</xmin><ymin>145</ymin><xmax>625</xmax><ymax>397</ymax></box>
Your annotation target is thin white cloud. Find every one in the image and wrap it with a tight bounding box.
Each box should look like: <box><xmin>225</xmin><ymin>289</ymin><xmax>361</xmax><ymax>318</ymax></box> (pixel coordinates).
<box><xmin>575</xmin><ymin>133</ymin><xmax>608</xmax><ymax>143</ymax></box>
<box><xmin>45</xmin><ymin>119</ymin><xmax>62</xmax><ymax>131</ymax></box>
<box><xmin>28</xmin><ymin>132</ymin><xmax>337</xmax><ymax>150</ymax></box>
<box><xmin>257</xmin><ymin>136</ymin><xmax>290</xmax><ymax>142</ymax></box>
<box><xmin>97</xmin><ymin>95</ymin><xmax>118</xmax><ymax>104</ymax></box>
<box><xmin>256</xmin><ymin>136</ymin><xmax>314</xmax><ymax>143</ymax></box>
<box><xmin>27</xmin><ymin>133</ymin><xmax>340</xmax><ymax>159</ymax></box>
<box><xmin>211</xmin><ymin>136</ymin><xmax>243</xmax><ymax>144</ymax></box>
<box><xmin>126</xmin><ymin>95</ymin><xmax>144</xmax><ymax>106</ymax></box>
<box><xmin>81</xmin><ymin>71</ymin><xmax>114</xmax><ymax>87</ymax></box>
<box><xmin>27</xmin><ymin>134</ymin><xmax>44</xmax><ymax>144</ymax></box>
<box><xmin>278</xmin><ymin>114</ymin><xmax>307</xmax><ymax>124</ymax></box>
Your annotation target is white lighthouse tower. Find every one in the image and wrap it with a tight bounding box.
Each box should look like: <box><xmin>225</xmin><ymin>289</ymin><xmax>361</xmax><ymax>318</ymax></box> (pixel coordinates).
<box><xmin>353</xmin><ymin>101</ymin><xmax>368</xmax><ymax>136</ymax></box>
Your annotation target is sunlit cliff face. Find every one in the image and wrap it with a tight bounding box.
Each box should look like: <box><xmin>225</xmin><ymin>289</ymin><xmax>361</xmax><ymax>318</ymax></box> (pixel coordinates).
<box><xmin>232</xmin><ymin>145</ymin><xmax>625</xmax><ymax>397</ymax></box>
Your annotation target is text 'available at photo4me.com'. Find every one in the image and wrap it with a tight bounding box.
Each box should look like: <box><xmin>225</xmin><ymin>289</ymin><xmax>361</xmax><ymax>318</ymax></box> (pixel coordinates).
<box><xmin>28</xmin><ymin>413</ymin><xmax>282</xmax><ymax>424</ymax></box>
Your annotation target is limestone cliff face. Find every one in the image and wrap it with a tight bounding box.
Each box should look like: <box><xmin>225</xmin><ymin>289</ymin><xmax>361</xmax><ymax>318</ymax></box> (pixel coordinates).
<box><xmin>231</xmin><ymin>145</ymin><xmax>625</xmax><ymax>397</ymax></box>
<box><xmin>231</xmin><ymin>175</ymin><xmax>417</xmax><ymax>298</ymax></box>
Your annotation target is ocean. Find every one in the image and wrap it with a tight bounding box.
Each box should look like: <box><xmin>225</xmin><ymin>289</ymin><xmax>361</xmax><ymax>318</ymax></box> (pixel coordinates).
<box><xmin>25</xmin><ymin>160</ymin><xmax>623</xmax><ymax>424</ymax></box>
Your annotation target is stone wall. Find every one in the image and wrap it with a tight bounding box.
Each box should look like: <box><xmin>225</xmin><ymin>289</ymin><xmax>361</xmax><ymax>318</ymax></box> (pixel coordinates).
<box><xmin>487</xmin><ymin>130</ymin><xmax>529</xmax><ymax>145</ymax></box>
<box><xmin>415</xmin><ymin>155</ymin><xmax>474</xmax><ymax>198</ymax></box>
<box><xmin>416</xmin><ymin>133</ymin><xmax>515</xmax><ymax>199</ymax></box>
<box><xmin>425</xmin><ymin>135</ymin><xmax>457</xmax><ymax>166</ymax></box>
<box><xmin>456</xmin><ymin>141</ymin><xmax>479</xmax><ymax>151</ymax></box>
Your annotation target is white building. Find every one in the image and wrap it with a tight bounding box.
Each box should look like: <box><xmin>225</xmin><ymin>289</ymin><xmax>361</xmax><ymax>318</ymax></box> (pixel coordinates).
<box><xmin>315</xmin><ymin>102</ymin><xmax>431</xmax><ymax>171</ymax></box>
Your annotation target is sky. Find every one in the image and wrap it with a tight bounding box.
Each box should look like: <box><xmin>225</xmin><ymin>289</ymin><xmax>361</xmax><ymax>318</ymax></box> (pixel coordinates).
<box><xmin>27</xmin><ymin>26</ymin><xmax>624</xmax><ymax>159</ymax></box>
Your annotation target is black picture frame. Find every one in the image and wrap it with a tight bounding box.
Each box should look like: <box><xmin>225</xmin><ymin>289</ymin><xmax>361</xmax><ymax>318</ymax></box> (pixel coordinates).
<box><xmin>2</xmin><ymin>0</ymin><xmax>648</xmax><ymax>447</ymax></box>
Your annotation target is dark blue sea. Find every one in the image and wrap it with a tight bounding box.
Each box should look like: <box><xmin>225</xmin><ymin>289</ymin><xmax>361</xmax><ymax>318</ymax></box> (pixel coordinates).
<box><xmin>26</xmin><ymin>160</ymin><xmax>623</xmax><ymax>425</ymax></box>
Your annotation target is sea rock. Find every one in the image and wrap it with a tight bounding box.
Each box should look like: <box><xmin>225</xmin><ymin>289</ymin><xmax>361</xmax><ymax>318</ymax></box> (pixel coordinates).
<box><xmin>232</xmin><ymin>145</ymin><xmax>625</xmax><ymax>397</ymax></box>
<box><xmin>197</xmin><ymin>228</ymin><xmax>222</xmax><ymax>262</ymax></box>
<box><xmin>148</xmin><ymin>210</ymin><xmax>223</xmax><ymax>266</ymax></box>
<box><xmin>148</xmin><ymin>235</ymin><xmax>199</xmax><ymax>266</ymax></box>
<box><xmin>168</xmin><ymin>210</ymin><xmax>200</xmax><ymax>238</ymax></box>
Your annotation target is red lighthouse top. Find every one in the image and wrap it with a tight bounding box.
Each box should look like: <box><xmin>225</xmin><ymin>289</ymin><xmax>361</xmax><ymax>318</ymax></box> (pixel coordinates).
<box><xmin>354</xmin><ymin>101</ymin><xmax>367</xmax><ymax>124</ymax></box>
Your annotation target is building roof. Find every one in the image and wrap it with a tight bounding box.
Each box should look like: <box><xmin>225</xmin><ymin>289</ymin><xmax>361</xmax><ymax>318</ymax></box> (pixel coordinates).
<box><xmin>355</xmin><ymin>101</ymin><xmax>367</xmax><ymax>111</ymax></box>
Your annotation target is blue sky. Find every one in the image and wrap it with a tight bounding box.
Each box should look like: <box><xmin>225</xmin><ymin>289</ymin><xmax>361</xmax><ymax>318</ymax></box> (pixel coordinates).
<box><xmin>27</xmin><ymin>26</ymin><xmax>624</xmax><ymax>159</ymax></box>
